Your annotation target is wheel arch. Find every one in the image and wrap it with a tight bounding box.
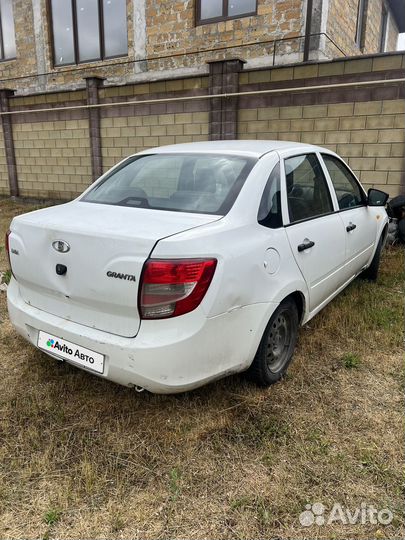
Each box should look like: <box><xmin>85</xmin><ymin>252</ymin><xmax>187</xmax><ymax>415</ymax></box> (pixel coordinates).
<box><xmin>284</xmin><ymin>290</ymin><xmax>306</xmax><ymax>325</ymax></box>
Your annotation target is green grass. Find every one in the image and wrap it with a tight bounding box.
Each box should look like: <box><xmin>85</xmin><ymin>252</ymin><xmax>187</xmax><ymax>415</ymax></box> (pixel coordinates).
<box><xmin>342</xmin><ymin>353</ymin><xmax>361</xmax><ymax>369</ymax></box>
<box><xmin>169</xmin><ymin>467</ymin><xmax>181</xmax><ymax>500</ymax></box>
<box><xmin>2</xmin><ymin>269</ymin><xmax>11</xmax><ymax>284</ymax></box>
<box><xmin>43</xmin><ymin>509</ymin><xmax>61</xmax><ymax>526</ymax></box>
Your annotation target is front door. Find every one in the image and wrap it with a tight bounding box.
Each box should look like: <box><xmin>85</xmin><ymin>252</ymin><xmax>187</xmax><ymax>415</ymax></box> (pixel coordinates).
<box><xmin>282</xmin><ymin>153</ymin><xmax>347</xmax><ymax>313</ymax></box>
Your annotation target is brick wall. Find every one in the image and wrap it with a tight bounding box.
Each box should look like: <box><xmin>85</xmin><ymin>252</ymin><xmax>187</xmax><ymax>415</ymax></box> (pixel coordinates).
<box><xmin>0</xmin><ymin>0</ymin><xmax>37</xmax><ymax>83</ymax></box>
<box><xmin>1</xmin><ymin>0</ymin><xmax>401</xmax><ymax>95</ymax></box>
<box><xmin>2</xmin><ymin>0</ymin><xmax>305</xmax><ymax>94</ymax></box>
<box><xmin>386</xmin><ymin>15</ymin><xmax>399</xmax><ymax>52</ymax></box>
<box><xmin>327</xmin><ymin>0</ymin><xmax>400</xmax><ymax>56</ymax></box>
<box><xmin>2</xmin><ymin>0</ymin><xmax>135</xmax><ymax>94</ymax></box>
<box><xmin>145</xmin><ymin>0</ymin><xmax>304</xmax><ymax>71</ymax></box>
<box><xmin>326</xmin><ymin>0</ymin><xmax>361</xmax><ymax>56</ymax></box>
<box><xmin>364</xmin><ymin>0</ymin><xmax>384</xmax><ymax>53</ymax></box>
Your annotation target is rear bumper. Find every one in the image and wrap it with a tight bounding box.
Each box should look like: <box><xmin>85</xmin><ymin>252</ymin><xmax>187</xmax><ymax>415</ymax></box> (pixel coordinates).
<box><xmin>7</xmin><ymin>278</ymin><xmax>275</xmax><ymax>393</ymax></box>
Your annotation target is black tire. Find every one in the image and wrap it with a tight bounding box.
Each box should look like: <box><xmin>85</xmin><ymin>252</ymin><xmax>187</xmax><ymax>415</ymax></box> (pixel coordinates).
<box><xmin>246</xmin><ymin>298</ymin><xmax>299</xmax><ymax>387</ymax></box>
<box><xmin>360</xmin><ymin>234</ymin><xmax>383</xmax><ymax>282</ymax></box>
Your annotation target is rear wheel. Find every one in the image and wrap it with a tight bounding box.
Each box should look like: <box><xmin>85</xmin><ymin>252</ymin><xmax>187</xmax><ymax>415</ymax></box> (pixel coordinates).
<box><xmin>247</xmin><ymin>298</ymin><xmax>299</xmax><ymax>387</ymax></box>
<box><xmin>360</xmin><ymin>234</ymin><xmax>383</xmax><ymax>282</ymax></box>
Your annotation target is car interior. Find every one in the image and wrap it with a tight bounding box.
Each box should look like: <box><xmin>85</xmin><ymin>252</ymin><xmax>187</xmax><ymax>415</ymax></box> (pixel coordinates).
<box><xmin>84</xmin><ymin>154</ymin><xmax>253</xmax><ymax>215</ymax></box>
<box><xmin>285</xmin><ymin>155</ymin><xmax>332</xmax><ymax>223</ymax></box>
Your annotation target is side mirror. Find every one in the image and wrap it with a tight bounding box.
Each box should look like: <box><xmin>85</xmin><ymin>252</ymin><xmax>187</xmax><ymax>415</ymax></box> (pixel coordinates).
<box><xmin>367</xmin><ymin>188</ymin><xmax>389</xmax><ymax>207</ymax></box>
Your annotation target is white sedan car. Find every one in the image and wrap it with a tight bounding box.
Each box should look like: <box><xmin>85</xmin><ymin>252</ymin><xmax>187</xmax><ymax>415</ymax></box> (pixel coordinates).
<box><xmin>6</xmin><ymin>141</ymin><xmax>388</xmax><ymax>393</ymax></box>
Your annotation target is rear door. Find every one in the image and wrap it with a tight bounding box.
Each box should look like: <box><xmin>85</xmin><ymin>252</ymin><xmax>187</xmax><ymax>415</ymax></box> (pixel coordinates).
<box><xmin>281</xmin><ymin>152</ymin><xmax>346</xmax><ymax>312</ymax></box>
<box><xmin>320</xmin><ymin>153</ymin><xmax>377</xmax><ymax>280</ymax></box>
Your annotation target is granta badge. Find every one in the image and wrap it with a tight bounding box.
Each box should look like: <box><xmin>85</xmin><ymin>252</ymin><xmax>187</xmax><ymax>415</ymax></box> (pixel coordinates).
<box><xmin>107</xmin><ymin>271</ymin><xmax>136</xmax><ymax>282</ymax></box>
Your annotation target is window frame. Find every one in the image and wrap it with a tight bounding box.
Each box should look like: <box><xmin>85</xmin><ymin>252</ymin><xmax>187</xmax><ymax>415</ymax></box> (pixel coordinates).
<box><xmin>379</xmin><ymin>3</ymin><xmax>389</xmax><ymax>53</ymax></box>
<box><xmin>355</xmin><ymin>0</ymin><xmax>367</xmax><ymax>49</ymax></box>
<box><xmin>257</xmin><ymin>161</ymin><xmax>283</xmax><ymax>229</ymax></box>
<box><xmin>281</xmin><ymin>152</ymin><xmax>335</xmax><ymax>227</ymax></box>
<box><xmin>0</xmin><ymin>0</ymin><xmax>16</xmax><ymax>62</ymax></box>
<box><xmin>319</xmin><ymin>153</ymin><xmax>367</xmax><ymax>212</ymax></box>
<box><xmin>196</xmin><ymin>0</ymin><xmax>258</xmax><ymax>25</ymax></box>
<box><xmin>48</xmin><ymin>0</ymin><xmax>128</xmax><ymax>67</ymax></box>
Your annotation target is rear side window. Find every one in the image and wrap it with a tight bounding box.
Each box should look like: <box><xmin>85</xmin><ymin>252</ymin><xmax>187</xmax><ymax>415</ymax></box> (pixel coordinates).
<box><xmin>258</xmin><ymin>162</ymin><xmax>282</xmax><ymax>228</ymax></box>
<box><xmin>285</xmin><ymin>154</ymin><xmax>333</xmax><ymax>223</ymax></box>
<box><xmin>82</xmin><ymin>153</ymin><xmax>256</xmax><ymax>215</ymax></box>
<box><xmin>322</xmin><ymin>154</ymin><xmax>365</xmax><ymax>210</ymax></box>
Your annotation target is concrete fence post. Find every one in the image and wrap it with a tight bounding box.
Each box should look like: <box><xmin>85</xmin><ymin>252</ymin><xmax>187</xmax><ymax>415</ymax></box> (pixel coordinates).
<box><xmin>208</xmin><ymin>59</ymin><xmax>245</xmax><ymax>141</ymax></box>
<box><xmin>0</xmin><ymin>89</ymin><xmax>19</xmax><ymax>197</ymax></box>
<box><xmin>85</xmin><ymin>77</ymin><xmax>104</xmax><ymax>182</ymax></box>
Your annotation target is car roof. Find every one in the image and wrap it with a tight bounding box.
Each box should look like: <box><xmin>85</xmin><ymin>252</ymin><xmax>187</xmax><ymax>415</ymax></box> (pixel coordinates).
<box><xmin>137</xmin><ymin>140</ymin><xmax>325</xmax><ymax>158</ymax></box>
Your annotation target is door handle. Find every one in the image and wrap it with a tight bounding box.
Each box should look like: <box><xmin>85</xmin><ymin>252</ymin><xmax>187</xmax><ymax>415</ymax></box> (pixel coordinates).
<box><xmin>297</xmin><ymin>239</ymin><xmax>315</xmax><ymax>252</ymax></box>
<box><xmin>346</xmin><ymin>223</ymin><xmax>357</xmax><ymax>232</ymax></box>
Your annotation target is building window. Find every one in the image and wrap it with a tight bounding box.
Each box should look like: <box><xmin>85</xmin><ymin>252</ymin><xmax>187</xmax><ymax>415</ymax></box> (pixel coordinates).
<box><xmin>196</xmin><ymin>0</ymin><xmax>257</xmax><ymax>24</ymax></box>
<box><xmin>0</xmin><ymin>0</ymin><xmax>16</xmax><ymax>61</ymax></box>
<box><xmin>50</xmin><ymin>0</ymin><xmax>128</xmax><ymax>66</ymax></box>
<box><xmin>355</xmin><ymin>0</ymin><xmax>367</xmax><ymax>49</ymax></box>
<box><xmin>379</xmin><ymin>4</ymin><xmax>389</xmax><ymax>52</ymax></box>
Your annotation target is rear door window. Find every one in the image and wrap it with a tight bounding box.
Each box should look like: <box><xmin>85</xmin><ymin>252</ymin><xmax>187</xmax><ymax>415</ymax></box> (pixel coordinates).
<box><xmin>284</xmin><ymin>154</ymin><xmax>334</xmax><ymax>223</ymax></box>
<box><xmin>322</xmin><ymin>154</ymin><xmax>365</xmax><ymax>210</ymax></box>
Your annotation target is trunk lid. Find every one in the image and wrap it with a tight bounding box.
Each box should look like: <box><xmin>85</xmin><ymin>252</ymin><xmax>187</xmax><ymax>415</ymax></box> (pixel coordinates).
<box><xmin>9</xmin><ymin>201</ymin><xmax>219</xmax><ymax>337</ymax></box>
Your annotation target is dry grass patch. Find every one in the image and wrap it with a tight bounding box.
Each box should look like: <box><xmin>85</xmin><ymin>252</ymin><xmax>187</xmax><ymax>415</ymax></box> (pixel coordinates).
<box><xmin>0</xmin><ymin>199</ymin><xmax>403</xmax><ymax>539</ymax></box>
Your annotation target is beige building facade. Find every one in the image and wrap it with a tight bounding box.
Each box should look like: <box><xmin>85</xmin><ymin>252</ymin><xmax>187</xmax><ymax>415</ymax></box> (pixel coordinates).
<box><xmin>0</xmin><ymin>0</ymin><xmax>403</xmax><ymax>94</ymax></box>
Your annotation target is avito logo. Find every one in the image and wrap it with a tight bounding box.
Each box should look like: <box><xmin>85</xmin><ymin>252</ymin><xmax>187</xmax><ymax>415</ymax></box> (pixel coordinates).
<box><xmin>47</xmin><ymin>339</ymin><xmax>73</xmax><ymax>355</ymax></box>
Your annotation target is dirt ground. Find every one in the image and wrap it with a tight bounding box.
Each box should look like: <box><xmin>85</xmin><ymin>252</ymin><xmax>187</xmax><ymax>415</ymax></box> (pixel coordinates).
<box><xmin>0</xmin><ymin>199</ymin><xmax>403</xmax><ymax>539</ymax></box>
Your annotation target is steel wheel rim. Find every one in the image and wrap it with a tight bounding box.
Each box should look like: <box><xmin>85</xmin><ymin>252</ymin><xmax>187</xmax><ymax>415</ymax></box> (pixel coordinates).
<box><xmin>265</xmin><ymin>311</ymin><xmax>292</xmax><ymax>373</ymax></box>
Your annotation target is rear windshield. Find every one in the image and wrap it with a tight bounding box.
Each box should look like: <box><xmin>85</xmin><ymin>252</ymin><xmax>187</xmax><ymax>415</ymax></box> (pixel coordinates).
<box><xmin>82</xmin><ymin>153</ymin><xmax>256</xmax><ymax>215</ymax></box>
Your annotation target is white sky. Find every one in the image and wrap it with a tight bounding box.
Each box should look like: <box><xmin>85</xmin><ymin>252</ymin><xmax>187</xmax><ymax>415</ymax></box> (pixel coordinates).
<box><xmin>398</xmin><ymin>33</ymin><xmax>405</xmax><ymax>50</ymax></box>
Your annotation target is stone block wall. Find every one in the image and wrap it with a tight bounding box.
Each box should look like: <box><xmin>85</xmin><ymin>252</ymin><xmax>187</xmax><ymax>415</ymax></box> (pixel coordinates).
<box><xmin>12</xmin><ymin>119</ymin><xmax>91</xmax><ymax>199</ymax></box>
<box><xmin>0</xmin><ymin>52</ymin><xmax>403</xmax><ymax>200</ymax></box>
<box><xmin>100</xmin><ymin>111</ymin><xmax>210</xmax><ymax>172</ymax></box>
<box><xmin>9</xmin><ymin>91</ymin><xmax>91</xmax><ymax>199</ymax></box>
<box><xmin>237</xmin><ymin>53</ymin><xmax>405</xmax><ymax>196</ymax></box>
<box><xmin>0</xmin><ymin>130</ymin><xmax>8</xmax><ymax>196</ymax></box>
<box><xmin>238</xmin><ymin>100</ymin><xmax>404</xmax><ymax>194</ymax></box>
<box><xmin>99</xmin><ymin>76</ymin><xmax>210</xmax><ymax>171</ymax></box>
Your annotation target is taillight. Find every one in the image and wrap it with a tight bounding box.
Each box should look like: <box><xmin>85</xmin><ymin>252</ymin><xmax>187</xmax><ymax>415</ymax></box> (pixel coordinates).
<box><xmin>139</xmin><ymin>258</ymin><xmax>217</xmax><ymax>319</ymax></box>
